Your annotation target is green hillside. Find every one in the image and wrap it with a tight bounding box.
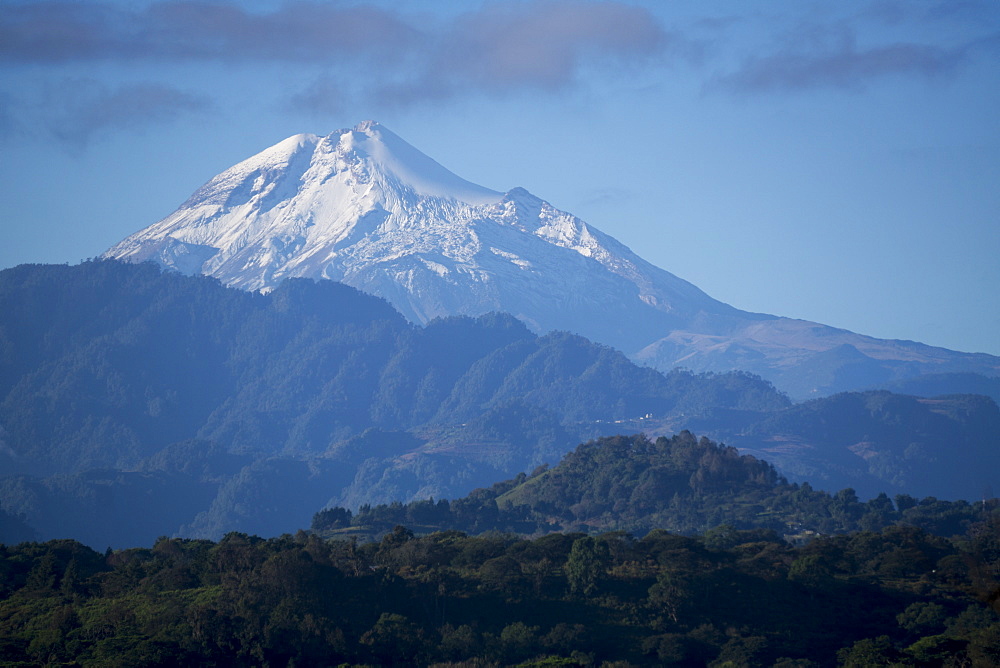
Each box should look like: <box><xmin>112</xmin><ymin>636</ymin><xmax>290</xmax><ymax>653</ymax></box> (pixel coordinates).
<box><xmin>316</xmin><ymin>432</ymin><xmax>992</xmax><ymax>542</ymax></box>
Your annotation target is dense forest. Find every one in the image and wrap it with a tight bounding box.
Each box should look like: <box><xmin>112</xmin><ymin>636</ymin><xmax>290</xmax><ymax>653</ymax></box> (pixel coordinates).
<box><xmin>1</xmin><ymin>435</ymin><xmax>998</xmax><ymax>665</ymax></box>
<box><xmin>0</xmin><ymin>517</ymin><xmax>998</xmax><ymax>666</ymax></box>
<box><xmin>2</xmin><ymin>262</ymin><xmax>1000</xmax><ymax>665</ymax></box>
<box><xmin>314</xmin><ymin>433</ymin><xmax>995</xmax><ymax>542</ymax></box>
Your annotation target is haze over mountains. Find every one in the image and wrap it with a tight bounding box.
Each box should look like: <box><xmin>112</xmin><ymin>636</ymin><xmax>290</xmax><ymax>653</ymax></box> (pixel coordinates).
<box><xmin>0</xmin><ymin>261</ymin><xmax>776</xmax><ymax>546</ymax></box>
<box><xmin>104</xmin><ymin>121</ymin><xmax>1000</xmax><ymax>399</ymax></box>
<box><xmin>3</xmin><ymin>261</ymin><xmax>997</xmax><ymax>548</ymax></box>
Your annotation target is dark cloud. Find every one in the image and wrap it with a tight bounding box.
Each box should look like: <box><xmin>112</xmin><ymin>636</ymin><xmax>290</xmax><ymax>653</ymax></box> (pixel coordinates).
<box><xmin>0</xmin><ymin>1</ymin><xmax>419</xmax><ymax>63</ymax></box>
<box><xmin>438</xmin><ymin>2</ymin><xmax>669</xmax><ymax>89</ymax></box>
<box><xmin>371</xmin><ymin>1</ymin><xmax>678</xmax><ymax>106</ymax></box>
<box><xmin>0</xmin><ymin>3</ymin><xmax>123</xmax><ymax>62</ymax></box>
<box><xmin>45</xmin><ymin>80</ymin><xmax>209</xmax><ymax>146</ymax></box>
<box><xmin>714</xmin><ymin>31</ymin><xmax>965</xmax><ymax>94</ymax></box>
<box><xmin>705</xmin><ymin>2</ymin><xmax>1000</xmax><ymax>97</ymax></box>
<box><xmin>3</xmin><ymin>1</ymin><xmax>675</xmax><ymax>105</ymax></box>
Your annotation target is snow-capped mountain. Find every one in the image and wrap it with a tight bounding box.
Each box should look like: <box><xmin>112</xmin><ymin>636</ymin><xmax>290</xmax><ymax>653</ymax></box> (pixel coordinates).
<box><xmin>104</xmin><ymin>121</ymin><xmax>748</xmax><ymax>353</ymax></box>
<box><xmin>105</xmin><ymin>121</ymin><xmax>999</xmax><ymax>398</ymax></box>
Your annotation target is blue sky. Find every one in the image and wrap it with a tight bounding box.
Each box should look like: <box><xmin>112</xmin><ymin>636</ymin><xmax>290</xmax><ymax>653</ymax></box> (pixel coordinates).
<box><xmin>2</xmin><ymin>0</ymin><xmax>998</xmax><ymax>356</ymax></box>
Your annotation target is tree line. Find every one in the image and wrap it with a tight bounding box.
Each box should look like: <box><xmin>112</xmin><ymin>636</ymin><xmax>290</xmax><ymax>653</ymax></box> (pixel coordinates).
<box><xmin>0</xmin><ymin>514</ymin><xmax>998</xmax><ymax>666</ymax></box>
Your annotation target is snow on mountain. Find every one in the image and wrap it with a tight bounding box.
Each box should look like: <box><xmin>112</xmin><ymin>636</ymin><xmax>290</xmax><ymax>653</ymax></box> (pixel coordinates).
<box><xmin>104</xmin><ymin>121</ymin><xmax>1000</xmax><ymax>398</ymax></box>
<box><xmin>105</xmin><ymin>121</ymin><xmax>743</xmax><ymax>351</ymax></box>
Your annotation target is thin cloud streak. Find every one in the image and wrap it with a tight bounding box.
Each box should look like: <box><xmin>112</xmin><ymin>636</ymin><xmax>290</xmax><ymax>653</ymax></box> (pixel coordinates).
<box><xmin>5</xmin><ymin>1</ymin><xmax>989</xmax><ymax>130</ymax></box>
<box><xmin>706</xmin><ymin>9</ymin><xmax>990</xmax><ymax>95</ymax></box>
<box><xmin>717</xmin><ymin>40</ymin><xmax>963</xmax><ymax>93</ymax></box>
<box><xmin>3</xmin><ymin>1</ymin><xmax>675</xmax><ymax>111</ymax></box>
<box><xmin>0</xmin><ymin>1</ymin><xmax>419</xmax><ymax>62</ymax></box>
<box><xmin>440</xmin><ymin>1</ymin><xmax>670</xmax><ymax>89</ymax></box>
<box><xmin>45</xmin><ymin>81</ymin><xmax>209</xmax><ymax>146</ymax></box>
<box><xmin>0</xmin><ymin>0</ymin><xmax>671</xmax><ymax>73</ymax></box>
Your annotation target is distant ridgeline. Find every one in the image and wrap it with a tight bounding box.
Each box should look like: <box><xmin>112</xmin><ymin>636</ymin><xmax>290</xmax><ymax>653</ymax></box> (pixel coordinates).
<box><xmin>314</xmin><ymin>432</ymin><xmax>996</xmax><ymax>541</ymax></box>
<box><xmin>0</xmin><ymin>261</ymin><xmax>998</xmax><ymax>548</ymax></box>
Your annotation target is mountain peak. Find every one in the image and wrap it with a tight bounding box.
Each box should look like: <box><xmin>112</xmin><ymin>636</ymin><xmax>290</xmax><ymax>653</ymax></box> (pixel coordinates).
<box><xmin>353</xmin><ymin>119</ymin><xmax>380</xmax><ymax>133</ymax></box>
<box><xmin>104</xmin><ymin>120</ymin><xmax>724</xmax><ymax>345</ymax></box>
<box><xmin>324</xmin><ymin>121</ymin><xmax>502</xmax><ymax>206</ymax></box>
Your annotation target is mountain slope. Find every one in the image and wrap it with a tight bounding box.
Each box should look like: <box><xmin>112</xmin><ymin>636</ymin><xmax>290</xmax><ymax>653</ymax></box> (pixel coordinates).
<box><xmin>320</xmin><ymin>431</ymin><xmax>997</xmax><ymax>540</ymax></box>
<box><xmin>729</xmin><ymin>391</ymin><xmax>1000</xmax><ymax>501</ymax></box>
<box><xmin>0</xmin><ymin>261</ymin><xmax>788</xmax><ymax>545</ymax></box>
<box><xmin>2</xmin><ymin>262</ymin><xmax>995</xmax><ymax>545</ymax></box>
<box><xmin>104</xmin><ymin>122</ymin><xmax>745</xmax><ymax>357</ymax></box>
<box><xmin>103</xmin><ymin>122</ymin><xmax>1000</xmax><ymax>398</ymax></box>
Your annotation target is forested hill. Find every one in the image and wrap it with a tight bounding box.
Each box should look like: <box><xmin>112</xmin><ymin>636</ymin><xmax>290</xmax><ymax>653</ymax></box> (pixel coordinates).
<box><xmin>2</xmin><ymin>516</ymin><xmax>999</xmax><ymax>665</ymax></box>
<box><xmin>2</xmin><ymin>261</ymin><xmax>996</xmax><ymax>548</ymax></box>
<box><xmin>316</xmin><ymin>432</ymin><xmax>994</xmax><ymax>541</ymax></box>
<box><xmin>0</xmin><ymin>261</ymin><xmax>787</xmax><ymax>546</ymax></box>
<box><xmin>0</xmin><ymin>261</ymin><xmax>787</xmax><ymax>476</ymax></box>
